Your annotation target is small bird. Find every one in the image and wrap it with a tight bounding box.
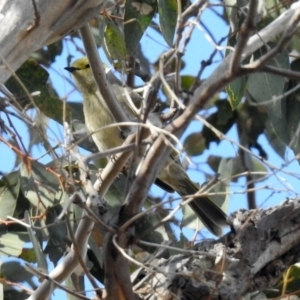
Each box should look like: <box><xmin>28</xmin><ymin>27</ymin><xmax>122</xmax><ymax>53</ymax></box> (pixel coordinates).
<box><xmin>65</xmin><ymin>57</ymin><xmax>227</xmax><ymax>236</ymax></box>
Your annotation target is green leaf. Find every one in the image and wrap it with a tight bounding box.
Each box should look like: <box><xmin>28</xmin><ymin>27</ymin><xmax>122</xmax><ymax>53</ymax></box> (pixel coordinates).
<box><xmin>231</xmin><ymin>156</ymin><xmax>268</xmax><ymax>182</ymax></box>
<box><xmin>226</xmin><ymin>76</ymin><xmax>247</xmax><ymax>109</ymax></box>
<box><xmin>289</xmin><ymin>32</ymin><xmax>300</xmax><ymax>54</ymax></box>
<box><xmin>184</xmin><ymin>132</ymin><xmax>206</xmax><ymax>156</ymax></box>
<box><xmin>135</xmin><ymin>213</ymin><xmax>166</xmax><ymax>250</ymax></box>
<box><xmin>264</xmin><ymin>119</ymin><xmax>286</xmax><ymax>159</ymax></box>
<box><xmin>158</xmin><ymin>0</ymin><xmax>177</xmax><ymax>47</ymax></box>
<box><xmin>86</xmin><ymin>244</ymin><xmax>105</xmax><ymax>284</ymax></box>
<box><xmin>65</xmin><ymin>274</ymin><xmax>85</xmax><ymax>300</ymax></box>
<box><xmin>44</xmin><ymin>206</ymin><xmax>67</xmax><ymax>266</ymax></box>
<box><xmin>0</xmin><ymin>261</ymin><xmax>36</xmax><ymax>290</ymax></box>
<box><xmin>244</xmin><ymin>292</ymin><xmax>268</xmax><ymax>300</ymax></box>
<box><xmin>209</xmin><ymin>158</ymin><xmax>232</xmax><ymax>214</ymax></box>
<box><xmin>124</xmin><ymin>0</ymin><xmax>157</xmax><ymax>54</ymax></box>
<box><xmin>24</xmin><ymin>211</ymin><xmax>47</xmax><ymax>269</ymax></box>
<box><xmin>0</xmin><ymin>232</ymin><xmax>30</xmax><ymax>257</ymax></box>
<box><xmin>247</xmin><ymin>50</ymin><xmax>289</xmax><ymax>103</ymax></box>
<box><xmin>3</xmin><ymin>289</ymin><xmax>32</xmax><ymax>300</ymax></box>
<box><xmin>237</xmin><ymin>100</ymin><xmax>268</xmax><ymax>144</ymax></box>
<box><xmin>272</xmin><ymin>84</ymin><xmax>300</xmax><ymax>155</ymax></box>
<box><xmin>202</xmin><ymin>100</ymin><xmax>237</xmax><ymax>146</ymax></box>
<box><xmin>19</xmin><ymin>160</ymin><xmax>68</xmax><ymax>211</ymax></box>
<box><xmin>208</xmin><ymin>155</ymin><xmax>268</xmax><ymax>183</ymax></box>
<box><xmin>207</xmin><ymin>155</ymin><xmax>222</xmax><ymax>173</ymax></box>
<box><xmin>0</xmin><ymin>260</ymin><xmax>38</xmax><ymax>300</ymax></box>
<box><xmin>67</xmin><ymin>101</ymin><xmax>86</xmax><ymax>124</ymax></box>
<box><xmin>5</xmin><ymin>59</ymin><xmax>68</xmax><ymax>123</ymax></box>
<box><xmin>103</xmin><ymin>20</ymin><xmax>127</xmax><ymax>62</ymax></box>
<box><xmin>0</xmin><ymin>172</ymin><xmax>20</xmax><ymax>220</ymax></box>
<box><xmin>246</xmin><ymin>48</ymin><xmax>298</xmax><ymax>153</ymax></box>
<box><xmin>27</xmin><ymin>112</ymin><xmax>48</xmax><ymax>152</ymax></box>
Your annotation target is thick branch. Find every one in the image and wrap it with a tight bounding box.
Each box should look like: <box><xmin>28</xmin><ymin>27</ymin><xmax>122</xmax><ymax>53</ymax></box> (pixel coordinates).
<box><xmin>0</xmin><ymin>0</ymin><xmax>114</xmax><ymax>84</ymax></box>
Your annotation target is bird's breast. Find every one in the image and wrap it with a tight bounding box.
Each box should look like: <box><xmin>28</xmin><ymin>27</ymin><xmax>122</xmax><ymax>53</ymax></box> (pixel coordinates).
<box><xmin>83</xmin><ymin>94</ymin><xmax>124</xmax><ymax>151</ymax></box>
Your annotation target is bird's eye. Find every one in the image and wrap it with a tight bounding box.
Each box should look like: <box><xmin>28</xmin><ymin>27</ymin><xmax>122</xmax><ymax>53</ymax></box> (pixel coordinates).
<box><xmin>85</xmin><ymin>64</ymin><xmax>90</xmax><ymax>68</ymax></box>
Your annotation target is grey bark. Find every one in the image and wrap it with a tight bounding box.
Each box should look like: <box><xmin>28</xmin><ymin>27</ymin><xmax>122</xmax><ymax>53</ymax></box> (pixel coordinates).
<box><xmin>0</xmin><ymin>0</ymin><xmax>114</xmax><ymax>84</ymax></box>
<box><xmin>133</xmin><ymin>199</ymin><xmax>300</xmax><ymax>299</ymax></box>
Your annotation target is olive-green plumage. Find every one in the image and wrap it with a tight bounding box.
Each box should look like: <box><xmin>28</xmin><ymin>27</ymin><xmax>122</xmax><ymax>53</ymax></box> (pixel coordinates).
<box><xmin>65</xmin><ymin>57</ymin><xmax>227</xmax><ymax>236</ymax></box>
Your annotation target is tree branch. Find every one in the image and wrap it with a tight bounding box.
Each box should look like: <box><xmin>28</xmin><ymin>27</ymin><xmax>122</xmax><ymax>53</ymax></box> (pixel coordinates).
<box><xmin>230</xmin><ymin>0</ymin><xmax>259</xmax><ymax>74</ymax></box>
<box><xmin>0</xmin><ymin>0</ymin><xmax>114</xmax><ymax>84</ymax></box>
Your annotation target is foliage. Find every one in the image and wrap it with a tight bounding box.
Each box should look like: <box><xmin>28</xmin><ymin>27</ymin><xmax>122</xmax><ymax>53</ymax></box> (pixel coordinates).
<box><xmin>1</xmin><ymin>0</ymin><xmax>300</xmax><ymax>299</ymax></box>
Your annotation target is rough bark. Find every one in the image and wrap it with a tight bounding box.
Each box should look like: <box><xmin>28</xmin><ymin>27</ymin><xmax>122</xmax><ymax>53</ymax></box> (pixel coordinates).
<box><xmin>133</xmin><ymin>199</ymin><xmax>300</xmax><ymax>299</ymax></box>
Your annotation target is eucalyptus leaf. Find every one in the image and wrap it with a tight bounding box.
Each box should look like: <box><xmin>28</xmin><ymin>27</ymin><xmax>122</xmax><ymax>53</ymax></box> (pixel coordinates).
<box><xmin>0</xmin><ymin>232</ymin><xmax>30</xmax><ymax>257</ymax></box>
<box><xmin>44</xmin><ymin>206</ymin><xmax>68</xmax><ymax>266</ymax></box>
<box><xmin>264</xmin><ymin>119</ymin><xmax>286</xmax><ymax>159</ymax></box>
<box><xmin>103</xmin><ymin>19</ymin><xmax>127</xmax><ymax>62</ymax></box>
<box><xmin>0</xmin><ymin>261</ymin><xmax>36</xmax><ymax>290</ymax></box>
<box><xmin>27</xmin><ymin>112</ymin><xmax>48</xmax><ymax>152</ymax></box>
<box><xmin>5</xmin><ymin>59</ymin><xmax>67</xmax><ymax>123</ymax></box>
<box><xmin>184</xmin><ymin>132</ymin><xmax>206</xmax><ymax>156</ymax></box>
<box><xmin>202</xmin><ymin>100</ymin><xmax>237</xmax><ymax>147</ymax></box>
<box><xmin>231</xmin><ymin>156</ymin><xmax>268</xmax><ymax>182</ymax></box>
<box><xmin>124</xmin><ymin>0</ymin><xmax>157</xmax><ymax>54</ymax></box>
<box><xmin>24</xmin><ymin>211</ymin><xmax>47</xmax><ymax>270</ymax></box>
<box><xmin>247</xmin><ymin>50</ymin><xmax>288</xmax><ymax>103</ymax></box>
<box><xmin>208</xmin><ymin>158</ymin><xmax>232</xmax><ymax>214</ymax></box>
<box><xmin>246</xmin><ymin>48</ymin><xmax>298</xmax><ymax>153</ymax></box>
<box><xmin>158</xmin><ymin>0</ymin><xmax>177</xmax><ymax>47</ymax></box>
<box><xmin>65</xmin><ymin>273</ymin><xmax>85</xmax><ymax>300</ymax></box>
<box><xmin>226</xmin><ymin>76</ymin><xmax>247</xmax><ymax>109</ymax></box>
<box><xmin>19</xmin><ymin>161</ymin><xmax>67</xmax><ymax>211</ymax></box>
<box><xmin>0</xmin><ymin>172</ymin><xmax>20</xmax><ymax>220</ymax></box>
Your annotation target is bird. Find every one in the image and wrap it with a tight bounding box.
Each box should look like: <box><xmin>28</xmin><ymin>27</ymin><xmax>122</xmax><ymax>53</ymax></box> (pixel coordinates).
<box><xmin>65</xmin><ymin>57</ymin><xmax>228</xmax><ymax>236</ymax></box>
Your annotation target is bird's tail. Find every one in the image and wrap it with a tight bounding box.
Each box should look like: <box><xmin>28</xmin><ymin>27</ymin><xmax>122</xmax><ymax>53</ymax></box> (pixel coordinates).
<box><xmin>177</xmin><ymin>179</ymin><xmax>228</xmax><ymax>236</ymax></box>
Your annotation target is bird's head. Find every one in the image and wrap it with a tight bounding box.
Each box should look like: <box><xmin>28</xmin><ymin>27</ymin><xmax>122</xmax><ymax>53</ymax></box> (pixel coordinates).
<box><xmin>64</xmin><ymin>57</ymin><xmax>96</xmax><ymax>93</ymax></box>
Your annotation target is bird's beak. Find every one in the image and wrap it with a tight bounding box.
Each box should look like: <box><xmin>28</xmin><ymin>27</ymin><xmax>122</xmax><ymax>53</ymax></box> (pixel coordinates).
<box><xmin>64</xmin><ymin>66</ymin><xmax>78</xmax><ymax>73</ymax></box>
